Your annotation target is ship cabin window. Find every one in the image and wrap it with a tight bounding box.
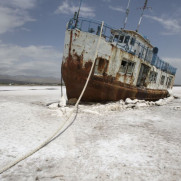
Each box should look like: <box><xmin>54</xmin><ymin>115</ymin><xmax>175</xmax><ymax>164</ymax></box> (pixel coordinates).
<box><xmin>127</xmin><ymin>62</ymin><xmax>135</xmax><ymax>75</ymax></box>
<box><xmin>94</xmin><ymin>58</ymin><xmax>108</xmax><ymax>75</ymax></box>
<box><xmin>160</xmin><ymin>75</ymin><xmax>165</xmax><ymax>85</ymax></box>
<box><xmin>124</xmin><ymin>36</ymin><xmax>130</xmax><ymax>44</ymax></box>
<box><xmin>149</xmin><ymin>71</ymin><xmax>157</xmax><ymax>83</ymax></box>
<box><xmin>130</xmin><ymin>37</ymin><xmax>136</xmax><ymax>46</ymax></box>
<box><xmin>119</xmin><ymin>36</ymin><xmax>124</xmax><ymax>43</ymax></box>
<box><xmin>114</xmin><ymin>35</ymin><xmax>130</xmax><ymax>44</ymax></box>
<box><xmin>114</xmin><ymin>35</ymin><xmax>124</xmax><ymax>43</ymax></box>
<box><xmin>119</xmin><ymin>60</ymin><xmax>127</xmax><ymax>74</ymax></box>
<box><xmin>166</xmin><ymin>76</ymin><xmax>173</xmax><ymax>88</ymax></box>
<box><xmin>119</xmin><ymin>60</ymin><xmax>135</xmax><ymax>75</ymax></box>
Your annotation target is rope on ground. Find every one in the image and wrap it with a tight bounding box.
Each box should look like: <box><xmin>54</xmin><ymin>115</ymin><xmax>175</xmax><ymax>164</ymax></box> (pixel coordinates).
<box><xmin>0</xmin><ymin>21</ymin><xmax>104</xmax><ymax>175</ymax></box>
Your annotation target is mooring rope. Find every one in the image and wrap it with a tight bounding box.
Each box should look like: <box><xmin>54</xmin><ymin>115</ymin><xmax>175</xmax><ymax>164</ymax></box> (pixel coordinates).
<box><xmin>0</xmin><ymin>21</ymin><xmax>104</xmax><ymax>174</ymax></box>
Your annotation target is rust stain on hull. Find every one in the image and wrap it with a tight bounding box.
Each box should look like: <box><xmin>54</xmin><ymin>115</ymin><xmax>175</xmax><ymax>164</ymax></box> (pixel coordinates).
<box><xmin>62</xmin><ymin>54</ymin><xmax>169</xmax><ymax>102</ymax></box>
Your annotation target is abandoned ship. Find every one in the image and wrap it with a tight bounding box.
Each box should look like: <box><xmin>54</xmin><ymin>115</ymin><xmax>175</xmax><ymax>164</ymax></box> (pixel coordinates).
<box><xmin>61</xmin><ymin>0</ymin><xmax>177</xmax><ymax>102</ymax></box>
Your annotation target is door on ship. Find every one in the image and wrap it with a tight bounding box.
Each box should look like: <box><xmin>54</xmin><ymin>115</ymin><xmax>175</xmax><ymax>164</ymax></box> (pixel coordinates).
<box><xmin>137</xmin><ymin>64</ymin><xmax>150</xmax><ymax>87</ymax></box>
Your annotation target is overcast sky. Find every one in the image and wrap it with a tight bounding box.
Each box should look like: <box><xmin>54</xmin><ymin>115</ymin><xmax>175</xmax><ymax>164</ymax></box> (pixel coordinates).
<box><xmin>0</xmin><ymin>0</ymin><xmax>180</xmax><ymax>84</ymax></box>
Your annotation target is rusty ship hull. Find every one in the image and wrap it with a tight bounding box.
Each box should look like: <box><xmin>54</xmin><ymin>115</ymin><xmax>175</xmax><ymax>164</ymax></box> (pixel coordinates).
<box><xmin>62</xmin><ymin>19</ymin><xmax>176</xmax><ymax>102</ymax></box>
<box><xmin>62</xmin><ymin>52</ymin><xmax>168</xmax><ymax>102</ymax></box>
<box><xmin>62</xmin><ymin>62</ymin><xmax>169</xmax><ymax>102</ymax></box>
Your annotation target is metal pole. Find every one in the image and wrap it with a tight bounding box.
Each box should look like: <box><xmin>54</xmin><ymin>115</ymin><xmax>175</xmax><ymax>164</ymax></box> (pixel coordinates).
<box><xmin>136</xmin><ymin>9</ymin><xmax>144</xmax><ymax>32</ymax></box>
<box><xmin>136</xmin><ymin>0</ymin><xmax>150</xmax><ymax>32</ymax></box>
<box><xmin>75</xmin><ymin>0</ymin><xmax>83</xmax><ymax>27</ymax></box>
<box><xmin>123</xmin><ymin>0</ymin><xmax>131</xmax><ymax>29</ymax></box>
<box><xmin>61</xmin><ymin>73</ymin><xmax>63</xmax><ymax>97</ymax></box>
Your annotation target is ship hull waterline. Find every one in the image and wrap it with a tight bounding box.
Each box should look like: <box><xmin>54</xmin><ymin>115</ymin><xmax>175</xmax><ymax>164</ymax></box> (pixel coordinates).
<box><xmin>62</xmin><ymin>55</ymin><xmax>169</xmax><ymax>102</ymax></box>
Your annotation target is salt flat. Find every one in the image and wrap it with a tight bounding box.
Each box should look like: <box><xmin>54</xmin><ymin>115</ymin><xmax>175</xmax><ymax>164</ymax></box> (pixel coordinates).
<box><xmin>0</xmin><ymin>86</ymin><xmax>181</xmax><ymax>181</ymax></box>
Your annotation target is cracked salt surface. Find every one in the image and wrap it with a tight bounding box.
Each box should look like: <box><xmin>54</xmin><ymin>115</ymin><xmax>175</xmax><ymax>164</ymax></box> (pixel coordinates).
<box><xmin>0</xmin><ymin>86</ymin><xmax>181</xmax><ymax>181</ymax></box>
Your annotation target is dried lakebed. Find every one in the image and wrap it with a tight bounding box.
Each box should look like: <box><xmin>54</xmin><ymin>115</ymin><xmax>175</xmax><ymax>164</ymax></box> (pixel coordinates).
<box><xmin>0</xmin><ymin>86</ymin><xmax>181</xmax><ymax>181</ymax></box>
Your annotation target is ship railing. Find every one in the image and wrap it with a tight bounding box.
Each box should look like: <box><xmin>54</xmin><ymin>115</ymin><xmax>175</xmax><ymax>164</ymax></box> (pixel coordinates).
<box><xmin>68</xmin><ymin>17</ymin><xmax>148</xmax><ymax>56</ymax></box>
<box><xmin>67</xmin><ymin>17</ymin><xmax>177</xmax><ymax>76</ymax></box>
<box><xmin>67</xmin><ymin>18</ymin><xmax>149</xmax><ymax>57</ymax></box>
<box><xmin>67</xmin><ymin>17</ymin><xmax>136</xmax><ymax>52</ymax></box>
<box><xmin>151</xmin><ymin>55</ymin><xmax>177</xmax><ymax>75</ymax></box>
<box><xmin>67</xmin><ymin>17</ymin><xmax>117</xmax><ymax>42</ymax></box>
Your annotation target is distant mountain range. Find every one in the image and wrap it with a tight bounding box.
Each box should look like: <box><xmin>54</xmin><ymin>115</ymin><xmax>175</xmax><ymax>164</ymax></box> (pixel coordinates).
<box><xmin>0</xmin><ymin>75</ymin><xmax>62</xmax><ymax>85</ymax></box>
<box><xmin>0</xmin><ymin>74</ymin><xmax>179</xmax><ymax>86</ymax></box>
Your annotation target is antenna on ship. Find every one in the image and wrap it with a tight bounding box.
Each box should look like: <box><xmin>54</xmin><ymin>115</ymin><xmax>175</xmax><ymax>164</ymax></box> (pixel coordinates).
<box><xmin>123</xmin><ymin>0</ymin><xmax>131</xmax><ymax>29</ymax></box>
<box><xmin>136</xmin><ymin>0</ymin><xmax>151</xmax><ymax>32</ymax></box>
<box><xmin>75</xmin><ymin>0</ymin><xmax>83</xmax><ymax>27</ymax></box>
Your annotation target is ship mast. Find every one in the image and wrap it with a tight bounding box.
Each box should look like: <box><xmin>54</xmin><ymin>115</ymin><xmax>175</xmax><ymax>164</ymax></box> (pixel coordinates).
<box><xmin>123</xmin><ymin>0</ymin><xmax>131</xmax><ymax>29</ymax></box>
<box><xmin>75</xmin><ymin>0</ymin><xmax>83</xmax><ymax>27</ymax></box>
<box><xmin>136</xmin><ymin>0</ymin><xmax>151</xmax><ymax>32</ymax></box>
